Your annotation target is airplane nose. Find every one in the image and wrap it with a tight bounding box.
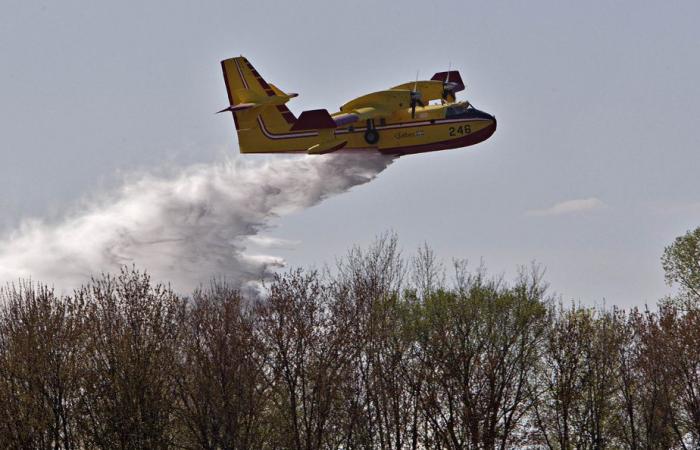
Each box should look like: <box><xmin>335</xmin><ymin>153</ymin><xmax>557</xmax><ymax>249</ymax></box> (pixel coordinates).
<box><xmin>459</xmin><ymin>107</ymin><xmax>496</xmax><ymax>137</ymax></box>
<box><xmin>486</xmin><ymin>116</ymin><xmax>498</xmax><ymax>136</ymax></box>
<box><xmin>469</xmin><ymin>108</ymin><xmax>496</xmax><ymax>131</ymax></box>
<box><xmin>481</xmin><ymin>110</ymin><xmax>496</xmax><ymax>130</ymax></box>
<box><xmin>464</xmin><ymin>108</ymin><xmax>493</xmax><ymax>121</ymax></box>
<box><xmin>476</xmin><ymin>110</ymin><xmax>497</xmax><ymax>139</ymax></box>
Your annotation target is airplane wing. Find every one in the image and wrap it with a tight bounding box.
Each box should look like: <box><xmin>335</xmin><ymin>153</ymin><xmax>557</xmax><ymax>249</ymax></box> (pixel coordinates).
<box><xmin>331</xmin><ymin>107</ymin><xmax>382</xmax><ymax>127</ymax></box>
<box><xmin>337</xmin><ymin>90</ymin><xmax>411</xmax><ymax>122</ymax></box>
<box><xmin>335</xmin><ymin>72</ymin><xmax>467</xmax><ymax>123</ymax></box>
<box><xmin>391</xmin><ymin>72</ymin><xmax>466</xmax><ymax>103</ymax></box>
<box><xmin>390</xmin><ymin>80</ymin><xmax>444</xmax><ymax>102</ymax></box>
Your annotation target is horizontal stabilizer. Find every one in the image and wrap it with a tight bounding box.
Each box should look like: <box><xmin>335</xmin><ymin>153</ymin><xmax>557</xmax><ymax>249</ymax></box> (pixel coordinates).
<box><xmin>216</xmin><ymin>103</ymin><xmax>257</xmax><ymax>114</ymax></box>
<box><xmin>268</xmin><ymin>83</ymin><xmax>298</xmax><ymax>99</ymax></box>
<box><xmin>290</xmin><ymin>109</ymin><xmax>337</xmax><ymax>131</ymax></box>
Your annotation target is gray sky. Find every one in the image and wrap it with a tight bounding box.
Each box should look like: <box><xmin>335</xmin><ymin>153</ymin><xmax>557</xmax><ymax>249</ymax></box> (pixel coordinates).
<box><xmin>1</xmin><ymin>0</ymin><xmax>699</xmax><ymax>307</ymax></box>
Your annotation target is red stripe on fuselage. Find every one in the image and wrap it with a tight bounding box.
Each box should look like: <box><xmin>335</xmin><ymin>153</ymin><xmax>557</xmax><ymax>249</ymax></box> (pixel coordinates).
<box><xmin>256</xmin><ymin>115</ymin><xmax>491</xmax><ymax>138</ymax></box>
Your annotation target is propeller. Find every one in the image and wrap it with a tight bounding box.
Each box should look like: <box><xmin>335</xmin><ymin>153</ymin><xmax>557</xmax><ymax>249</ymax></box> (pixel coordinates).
<box><xmin>431</xmin><ymin>64</ymin><xmax>465</xmax><ymax>104</ymax></box>
<box><xmin>410</xmin><ymin>70</ymin><xmax>424</xmax><ymax>119</ymax></box>
<box><xmin>441</xmin><ymin>62</ymin><xmax>459</xmax><ymax>103</ymax></box>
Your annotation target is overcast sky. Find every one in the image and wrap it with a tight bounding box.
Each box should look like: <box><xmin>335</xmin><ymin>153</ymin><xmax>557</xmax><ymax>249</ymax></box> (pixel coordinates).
<box><xmin>1</xmin><ymin>1</ymin><xmax>699</xmax><ymax>307</ymax></box>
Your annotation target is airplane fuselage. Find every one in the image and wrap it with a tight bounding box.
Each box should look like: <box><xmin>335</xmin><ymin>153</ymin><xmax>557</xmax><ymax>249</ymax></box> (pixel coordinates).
<box><xmin>252</xmin><ymin>104</ymin><xmax>496</xmax><ymax>155</ymax></box>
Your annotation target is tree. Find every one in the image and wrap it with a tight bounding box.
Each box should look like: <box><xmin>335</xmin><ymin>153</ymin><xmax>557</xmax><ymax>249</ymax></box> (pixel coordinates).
<box><xmin>76</xmin><ymin>268</ymin><xmax>186</xmax><ymax>449</ymax></box>
<box><xmin>2</xmin><ymin>230</ymin><xmax>700</xmax><ymax>448</ymax></box>
<box><xmin>0</xmin><ymin>283</ymin><xmax>86</xmax><ymax>450</ymax></box>
<box><xmin>258</xmin><ymin>270</ymin><xmax>354</xmax><ymax>450</ymax></box>
<box><xmin>531</xmin><ymin>304</ymin><xmax>595</xmax><ymax>450</ymax></box>
<box><xmin>657</xmin><ymin>303</ymin><xmax>700</xmax><ymax>448</ymax></box>
<box><xmin>333</xmin><ymin>234</ymin><xmax>426</xmax><ymax>450</ymax></box>
<box><xmin>632</xmin><ymin>308</ymin><xmax>678</xmax><ymax>449</ymax></box>
<box><xmin>662</xmin><ymin>227</ymin><xmax>700</xmax><ymax>303</ymax></box>
<box><xmin>175</xmin><ymin>284</ymin><xmax>272</xmax><ymax>449</ymax></box>
<box><xmin>417</xmin><ymin>265</ymin><xmax>548</xmax><ymax>449</ymax></box>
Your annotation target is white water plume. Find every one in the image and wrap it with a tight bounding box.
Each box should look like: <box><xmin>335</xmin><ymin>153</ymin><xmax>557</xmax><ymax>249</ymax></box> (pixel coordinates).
<box><xmin>0</xmin><ymin>153</ymin><xmax>395</xmax><ymax>292</ymax></box>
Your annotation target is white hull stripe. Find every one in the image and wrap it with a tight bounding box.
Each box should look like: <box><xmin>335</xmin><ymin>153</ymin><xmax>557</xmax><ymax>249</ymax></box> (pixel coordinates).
<box><xmin>257</xmin><ymin>116</ymin><xmax>318</xmax><ymax>139</ymax></box>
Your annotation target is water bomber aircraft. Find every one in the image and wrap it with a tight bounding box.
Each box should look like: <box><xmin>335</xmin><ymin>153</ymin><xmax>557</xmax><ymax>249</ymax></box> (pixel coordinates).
<box><xmin>219</xmin><ymin>56</ymin><xmax>496</xmax><ymax>155</ymax></box>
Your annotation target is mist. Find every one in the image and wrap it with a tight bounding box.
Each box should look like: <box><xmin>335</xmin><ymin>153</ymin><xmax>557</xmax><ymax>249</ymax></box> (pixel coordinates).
<box><xmin>0</xmin><ymin>153</ymin><xmax>395</xmax><ymax>292</ymax></box>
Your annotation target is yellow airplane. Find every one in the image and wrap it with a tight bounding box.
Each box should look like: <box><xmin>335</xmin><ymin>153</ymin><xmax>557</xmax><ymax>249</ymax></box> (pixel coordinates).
<box><xmin>219</xmin><ymin>56</ymin><xmax>496</xmax><ymax>155</ymax></box>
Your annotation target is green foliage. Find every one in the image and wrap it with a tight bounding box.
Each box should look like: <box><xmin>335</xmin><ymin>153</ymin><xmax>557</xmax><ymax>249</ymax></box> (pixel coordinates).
<box><xmin>662</xmin><ymin>226</ymin><xmax>700</xmax><ymax>301</ymax></box>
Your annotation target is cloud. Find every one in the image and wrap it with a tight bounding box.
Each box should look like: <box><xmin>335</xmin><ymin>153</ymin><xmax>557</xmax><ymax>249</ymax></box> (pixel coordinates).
<box><xmin>526</xmin><ymin>197</ymin><xmax>607</xmax><ymax>217</ymax></box>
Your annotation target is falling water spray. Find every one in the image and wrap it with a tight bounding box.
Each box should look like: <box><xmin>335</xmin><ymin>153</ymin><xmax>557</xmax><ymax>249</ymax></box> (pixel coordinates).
<box><xmin>0</xmin><ymin>153</ymin><xmax>394</xmax><ymax>292</ymax></box>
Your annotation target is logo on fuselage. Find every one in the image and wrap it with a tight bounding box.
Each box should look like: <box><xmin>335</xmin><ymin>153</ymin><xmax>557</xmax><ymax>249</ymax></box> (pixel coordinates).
<box><xmin>394</xmin><ymin>129</ymin><xmax>425</xmax><ymax>140</ymax></box>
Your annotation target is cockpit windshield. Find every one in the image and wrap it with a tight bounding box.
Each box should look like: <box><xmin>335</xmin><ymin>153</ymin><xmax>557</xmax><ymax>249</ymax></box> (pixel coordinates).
<box><xmin>443</xmin><ymin>101</ymin><xmax>494</xmax><ymax>121</ymax></box>
<box><xmin>445</xmin><ymin>102</ymin><xmax>471</xmax><ymax>118</ymax></box>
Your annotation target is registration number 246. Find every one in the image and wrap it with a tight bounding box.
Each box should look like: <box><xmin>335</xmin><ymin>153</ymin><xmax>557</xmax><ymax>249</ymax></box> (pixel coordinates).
<box><xmin>448</xmin><ymin>124</ymin><xmax>471</xmax><ymax>136</ymax></box>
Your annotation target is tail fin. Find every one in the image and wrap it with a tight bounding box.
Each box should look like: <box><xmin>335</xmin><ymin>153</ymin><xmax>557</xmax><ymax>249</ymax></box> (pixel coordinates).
<box><xmin>220</xmin><ymin>56</ymin><xmax>297</xmax><ymax>140</ymax></box>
